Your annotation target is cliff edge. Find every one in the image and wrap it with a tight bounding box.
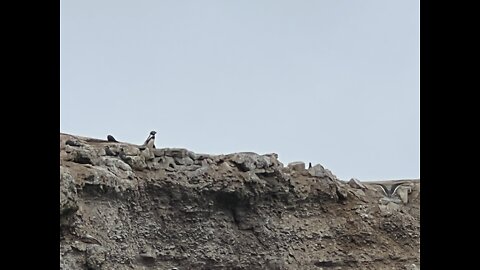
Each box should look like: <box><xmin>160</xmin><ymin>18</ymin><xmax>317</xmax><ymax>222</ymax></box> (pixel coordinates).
<box><xmin>60</xmin><ymin>133</ymin><xmax>420</xmax><ymax>270</ymax></box>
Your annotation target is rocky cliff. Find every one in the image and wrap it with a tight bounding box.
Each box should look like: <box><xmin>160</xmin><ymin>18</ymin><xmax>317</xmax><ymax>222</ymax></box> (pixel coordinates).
<box><xmin>60</xmin><ymin>133</ymin><xmax>420</xmax><ymax>270</ymax></box>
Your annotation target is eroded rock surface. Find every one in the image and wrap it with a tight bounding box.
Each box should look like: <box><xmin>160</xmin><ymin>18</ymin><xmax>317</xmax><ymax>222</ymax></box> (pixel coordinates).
<box><xmin>60</xmin><ymin>133</ymin><xmax>420</xmax><ymax>270</ymax></box>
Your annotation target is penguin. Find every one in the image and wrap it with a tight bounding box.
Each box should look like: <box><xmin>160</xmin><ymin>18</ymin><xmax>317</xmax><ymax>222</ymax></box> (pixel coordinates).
<box><xmin>308</xmin><ymin>162</ymin><xmax>312</xmax><ymax>169</ymax></box>
<box><xmin>143</xmin><ymin>131</ymin><xmax>157</xmax><ymax>149</ymax></box>
<box><xmin>107</xmin><ymin>135</ymin><xmax>118</xmax><ymax>142</ymax></box>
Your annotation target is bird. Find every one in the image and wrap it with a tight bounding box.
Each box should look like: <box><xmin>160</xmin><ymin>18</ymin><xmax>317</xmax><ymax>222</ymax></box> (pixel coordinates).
<box><xmin>308</xmin><ymin>162</ymin><xmax>312</xmax><ymax>169</ymax></box>
<box><xmin>143</xmin><ymin>131</ymin><xmax>157</xmax><ymax>149</ymax></box>
<box><xmin>372</xmin><ymin>183</ymin><xmax>407</xmax><ymax>197</ymax></box>
<box><xmin>107</xmin><ymin>135</ymin><xmax>118</xmax><ymax>142</ymax></box>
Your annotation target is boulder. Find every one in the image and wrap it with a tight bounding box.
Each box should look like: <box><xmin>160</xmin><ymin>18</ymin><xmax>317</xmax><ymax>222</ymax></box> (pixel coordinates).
<box><xmin>60</xmin><ymin>167</ymin><xmax>78</xmax><ymax>217</ymax></box>
<box><xmin>288</xmin><ymin>161</ymin><xmax>305</xmax><ymax>172</ymax></box>
<box><xmin>348</xmin><ymin>178</ymin><xmax>366</xmax><ymax>189</ymax></box>
<box><xmin>230</xmin><ymin>153</ymin><xmax>258</xmax><ymax>172</ymax></box>
<box><xmin>395</xmin><ymin>185</ymin><xmax>412</xmax><ymax>204</ymax></box>
<box><xmin>308</xmin><ymin>164</ymin><xmax>337</xmax><ymax>179</ymax></box>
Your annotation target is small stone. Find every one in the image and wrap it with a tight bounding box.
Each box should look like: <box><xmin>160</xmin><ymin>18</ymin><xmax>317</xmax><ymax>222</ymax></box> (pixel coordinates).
<box><xmin>65</xmin><ymin>140</ymin><xmax>82</xmax><ymax>147</ymax></box>
<box><xmin>85</xmin><ymin>246</ymin><xmax>106</xmax><ymax>270</ymax></box>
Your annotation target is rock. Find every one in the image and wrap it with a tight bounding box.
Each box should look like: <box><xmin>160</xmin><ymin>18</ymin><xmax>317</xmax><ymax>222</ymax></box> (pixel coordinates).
<box><xmin>165</xmin><ymin>148</ymin><xmax>189</xmax><ymax>158</ymax></box>
<box><xmin>85</xmin><ymin>245</ymin><xmax>106</xmax><ymax>270</ymax></box>
<box><xmin>336</xmin><ymin>185</ymin><xmax>348</xmax><ymax>200</ymax></box>
<box><xmin>348</xmin><ymin>178</ymin><xmax>366</xmax><ymax>189</ymax></box>
<box><xmin>122</xmin><ymin>145</ymin><xmax>141</xmax><ymax>156</ymax></box>
<box><xmin>65</xmin><ymin>139</ymin><xmax>82</xmax><ymax>147</ymax></box>
<box><xmin>185</xmin><ymin>151</ymin><xmax>196</xmax><ymax>160</ymax></box>
<box><xmin>139</xmin><ymin>251</ymin><xmax>156</xmax><ymax>259</ymax></box>
<box><xmin>308</xmin><ymin>164</ymin><xmax>337</xmax><ymax>180</ymax></box>
<box><xmin>152</xmin><ymin>149</ymin><xmax>166</xmax><ymax>158</ymax></box>
<box><xmin>267</xmin><ymin>153</ymin><xmax>283</xmax><ymax>168</ymax></box>
<box><xmin>173</xmin><ymin>156</ymin><xmax>194</xmax><ymax>166</ymax></box>
<box><xmin>395</xmin><ymin>185</ymin><xmax>412</xmax><ymax>204</ymax></box>
<box><xmin>265</xmin><ymin>256</ymin><xmax>288</xmax><ymax>270</ymax></box>
<box><xmin>230</xmin><ymin>153</ymin><xmax>258</xmax><ymax>172</ymax></box>
<box><xmin>287</xmin><ymin>161</ymin><xmax>305</xmax><ymax>172</ymax></box>
<box><xmin>72</xmin><ymin>241</ymin><xmax>88</xmax><ymax>252</ymax></box>
<box><xmin>60</xmin><ymin>167</ymin><xmax>78</xmax><ymax>219</ymax></box>
<box><xmin>104</xmin><ymin>146</ymin><xmax>119</xmax><ymax>156</ymax></box>
<box><xmin>406</xmin><ymin>263</ymin><xmax>420</xmax><ymax>270</ymax></box>
<box><xmin>101</xmin><ymin>156</ymin><xmax>132</xmax><ymax>172</ymax></box>
<box><xmin>156</xmin><ymin>156</ymin><xmax>176</xmax><ymax>169</ymax></box>
<box><xmin>379</xmin><ymin>202</ymin><xmax>401</xmax><ymax>216</ymax></box>
<box><xmin>120</xmin><ymin>155</ymin><xmax>147</xmax><ymax>171</ymax></box>
<box><xmin>140</xmin><ymin>147</ymin><xmax>155</xmax><ymax>160</ymax></box>
<box><xmin>72</xmin><ymin>148</ymin><xmax>98</xmax><ymax>165</ymax></box>
<box><xmin>255</xmin><ymin>155</ymin><xmax>272</xmax><ymax>169</ymax></box>
<box><xmin>348</xmin><ymin>188</ymin><xmax>366</xmax><ymax>200</ymax></box>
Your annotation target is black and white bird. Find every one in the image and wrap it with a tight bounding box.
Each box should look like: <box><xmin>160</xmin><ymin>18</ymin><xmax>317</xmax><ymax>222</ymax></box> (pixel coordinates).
<box><xmin>372</xmin><ymin>183</ymin><xmax>406</xmax><ymax>198</ymax></box>
<box><xmin>143</xmin><ymin>131</ymin><xmax>157</xmax><ymax>149</ymax></box>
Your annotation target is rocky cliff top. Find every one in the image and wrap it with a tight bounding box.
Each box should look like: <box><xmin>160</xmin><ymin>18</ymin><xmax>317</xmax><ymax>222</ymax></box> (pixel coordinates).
<box><xmin>60</xmin><ymin>133</ymin><xmax>420</xmax><ymax>270</ymax></box>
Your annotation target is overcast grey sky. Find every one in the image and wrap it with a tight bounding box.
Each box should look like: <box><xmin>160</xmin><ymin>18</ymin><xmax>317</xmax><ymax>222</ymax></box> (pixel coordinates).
<box><xmin>60</xmin><ymin>0</ymin><xmax>419</xmax><ymax>181</ymax></box>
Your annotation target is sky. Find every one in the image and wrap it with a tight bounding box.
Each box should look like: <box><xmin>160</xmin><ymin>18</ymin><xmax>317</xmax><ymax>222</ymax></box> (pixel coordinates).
<box><xmin>60</xmin><ymin>0</ymin><xmax>419</xmax><ymax>181</ymax></box>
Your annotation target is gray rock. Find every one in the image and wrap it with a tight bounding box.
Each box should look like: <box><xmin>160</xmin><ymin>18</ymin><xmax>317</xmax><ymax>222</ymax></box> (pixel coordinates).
<box><xmin>308</xmin><ymin>164</ymin><xmax>337</xmax><ymax>179</ymax></box>
<box><xmin>104</xmin><ymin>146</ymin><xmax>119</xmax><ymax>156</ymax></box>
<box><xmin>255</xmin><ymin>156</ymin><xmax>271</xmax><ymax>169</ymax></box>
<box><xmin>120</xmin><ymin>155</ymin><xmax>147</xmax><ymax>171</ymax></box>
<box><xmin>164</xmin><ymin>148</ymin><xmax>189</xmax><ymax>158</ymax></box>
<box><xmin>85</xmin><ymin>245</ymin><xmax>107</xmax><ymax>270</ymax></box>
<box><xmin>155</xmin><ymin>156</ymin><xmax>176</xmax><ymax>169</ymax></box>
<box><xmin>406</xmin><ymin>263</ymin><xmax>420</xmax><ymax>270</ymax></box>
<box><xmin>72</xmin><ymin>148</ymin><xmax>98</xmax><ymax>165</ymax></box>
<box><xmin>101</xmin><ymin>156</ymin><xmax>132</xmax><ymax>172</ymax></box>
<box><xmin>174</xmin><ymin>156</ymin><xmax>194</xmax><ymax>166</ymax></box>
<box><xmin>396</xmin><ymin>185</ymin><xmax>412</xmax><ymax>204</ymax></box>
<box><xmin>140</xmin><ymin>147</ymin><xmax>155</xmax><ymax>160</ymax></box>
<box><xmin>379</xmin><ymin>201</ymin><xmax>401</xmax><ymax>216</ymax></box>
<box><xmin>122</xmin><ymin>145</ymin><xmax>141</xmax><ymax>156</ymax></box>
<box><xmin>139</xmin><ymin>251</ymin><xmax>156</xmax><ymax>260</ymax></box>
<box><xmin>65</xmin><ymin>139</ymin><xmax>82</xmax><ymax>147</ymax></box>
<box><xmin>230</xmin><ymin>153</ymin><xmax>258</xmax><ymax>171</ymax></box>
<box><xmin>60</xmin><ymin>167</ymin><xmax>78</xmax><ymax>218</ymax></box>
<box><xmin>287</xmin><ymin>161</ymin><xmax>305</xmax><ymax>172</ymax></box>
<box><xmin>348</xmin><ymin>178</ymin><xmax>366</xmax><ymax>189</ymax></box>
<box><xmin>336</xmin><ymin>185</ymin><xmax>348</xmax><ymax>200</ymax></box>
<box><xmin>187</xmin><ymin>151</ymin><xmax>197</xmax><ymax>160</ymax></box>
<box><xmin>152</xmin><ymin>148</ymin><xmax>166</xmax><ymax>157</ymax></box>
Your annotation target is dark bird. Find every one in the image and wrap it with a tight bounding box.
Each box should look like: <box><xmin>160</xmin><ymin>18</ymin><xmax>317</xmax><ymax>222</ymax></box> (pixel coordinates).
<box><xmin>107</xmin><ymin>135</ymin><xmax>118</xmax><ymax>142</ymax></box>
<box><xmin>143</xmin><ymin>131</ymin><xmax>157</xmax><ymax>149</ymax></box>
<box><xmin>308</xmin><ymin>162</ymin><xmax>312</xmax><ymax>169</ymax></box>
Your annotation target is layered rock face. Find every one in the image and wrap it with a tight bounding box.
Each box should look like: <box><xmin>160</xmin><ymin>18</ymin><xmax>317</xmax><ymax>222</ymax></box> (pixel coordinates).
<box><xmin>60</xmin><ymin>133</ymin><xmax>420</xmax><ymax>270</ymax></box>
